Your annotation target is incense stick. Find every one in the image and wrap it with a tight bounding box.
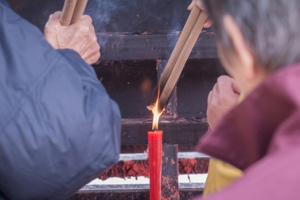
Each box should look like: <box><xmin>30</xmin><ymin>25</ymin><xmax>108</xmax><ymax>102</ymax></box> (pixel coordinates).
<box><xmin>60</xmin><ymin>0</ymin><xmax>78</xmax><ymax>26</ymax></box>
<box><xmin>158</xmin><ymin>5</ymin><xmax>202</xmax><ymax>93</ymax></box>
<box><xmin>158</xmin><ymin>11</ymin><xmax>209</xmax><ymax>112</ymax></box>
<box><xmin>60</xmin><ymin>0</ymin><xmax>89</xmax><ymax>26</ymax></box>
<box><xmin>71</xmin><ymin>0</ymin><xmax>89</xmax><ymax>24</ymax></box>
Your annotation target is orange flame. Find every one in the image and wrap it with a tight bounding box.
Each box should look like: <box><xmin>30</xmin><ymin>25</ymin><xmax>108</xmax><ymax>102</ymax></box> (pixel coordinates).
<box><xmin>152</xmin><ymin>98</ymin><xmax>162</xmax><ymax>130</ymax></box>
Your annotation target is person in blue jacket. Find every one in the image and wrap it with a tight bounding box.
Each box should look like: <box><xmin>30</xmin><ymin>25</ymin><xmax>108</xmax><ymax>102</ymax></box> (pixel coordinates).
<box><xmin>0</xmin><ymin>0</ymin><xmax>121</xmax><ymax>199</ymax></box>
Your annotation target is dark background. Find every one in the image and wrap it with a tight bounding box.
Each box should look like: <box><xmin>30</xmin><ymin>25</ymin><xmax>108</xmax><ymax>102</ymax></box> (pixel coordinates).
<box><xmin>7</xmin><ymin>0</ymin><xmax>193</xmax><ymax>33</ymax></box>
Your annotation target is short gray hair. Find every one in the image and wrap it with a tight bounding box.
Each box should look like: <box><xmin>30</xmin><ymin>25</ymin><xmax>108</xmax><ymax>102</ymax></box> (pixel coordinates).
<box><xmin>202</xmin><ymin>0</ymin><xmax>300</xmax><ymax>71</ymax></box>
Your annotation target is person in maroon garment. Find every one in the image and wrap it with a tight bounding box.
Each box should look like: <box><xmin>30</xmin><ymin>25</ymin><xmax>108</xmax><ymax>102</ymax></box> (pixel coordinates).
<box><xmin>193</xmin><ymin>0</ymin><xmax>300</xmax><ymax>200</ymax></box>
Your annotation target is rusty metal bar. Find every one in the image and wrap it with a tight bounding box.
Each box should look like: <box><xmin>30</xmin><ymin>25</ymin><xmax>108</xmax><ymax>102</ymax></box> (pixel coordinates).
<box><xmin>157</xmin><ymin>60</ymin><xmax>178</xmax><ymax>119</ymax></box>
<box><xmin>161</xmin><ymin>144</ymin><xmax>180</xmax><ymax>200</ymax></box>
<box><xmin>97</xmin><ymin>31</ymin><xmax>217</xmax><ymax>61</ymax></box>
<box><xmin>121</xmin><ymin>118</ymin><xmax>208</xmax><ymax>145</ymax></box>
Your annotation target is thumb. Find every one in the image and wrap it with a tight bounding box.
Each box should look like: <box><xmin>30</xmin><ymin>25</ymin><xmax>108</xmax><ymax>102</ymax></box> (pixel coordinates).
<box><xmin>216</xmin><ymin>76</ymin><xmax>237</xmax><ymax>95</ymax></box>
<box><xmin>187</xmin><ymin>1</ymin><xmax>195</xmax><ymax>10</ymax></box>
<box><xmin>48</xmin><ymin>11</ymin><xmax>62</xmax><ymax>24</ymax></box>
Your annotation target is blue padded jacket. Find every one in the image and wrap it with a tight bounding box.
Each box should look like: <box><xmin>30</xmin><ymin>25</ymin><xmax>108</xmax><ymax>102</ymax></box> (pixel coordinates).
<box><xmin>0</xmin><ymin>1</ymin><xmax>121</xmax><ymax>199</ymax></box>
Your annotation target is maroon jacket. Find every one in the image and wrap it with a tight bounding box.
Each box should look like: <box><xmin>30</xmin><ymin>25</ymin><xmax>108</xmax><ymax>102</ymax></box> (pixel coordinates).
<box><xmin>194</xmin><ymin>63</ymin><xmax>300</xmax><ymax>200</ymax></box>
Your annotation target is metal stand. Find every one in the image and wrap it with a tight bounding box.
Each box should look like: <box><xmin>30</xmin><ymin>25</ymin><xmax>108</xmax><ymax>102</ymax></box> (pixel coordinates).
<box><xmin>162</xmin><ymin>144</ymin><xmax>180</xmax><ymax>200</ymax></box>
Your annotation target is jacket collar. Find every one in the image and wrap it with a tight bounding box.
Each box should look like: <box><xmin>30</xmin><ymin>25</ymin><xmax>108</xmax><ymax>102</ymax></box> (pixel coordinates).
<box><xmin>197</xmin><ymin>63</ymin><xmax>300</xmax><ymax>170</ymax></box>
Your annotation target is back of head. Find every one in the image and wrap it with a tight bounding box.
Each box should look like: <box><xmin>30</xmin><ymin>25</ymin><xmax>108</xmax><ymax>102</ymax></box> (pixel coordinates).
<box><xmin>202</xmin><ymin>0</ymin><xmax>300</xmax><ymax>72</ymax></box>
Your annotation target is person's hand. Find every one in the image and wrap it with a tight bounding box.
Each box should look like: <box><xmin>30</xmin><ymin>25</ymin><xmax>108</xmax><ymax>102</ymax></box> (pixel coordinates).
<box><xmin>187</xmin><ymin>0</ymin><xmax>212</xmax><ymax>28</ymax></box>
<box><xmin>44</xmin><ymin>11</ymin><xmax>100</xmax><ymax>65</ymax></box>
<box><xmin>207</xmin><ymin>76</ymin><xmax>240</xmax><ymax>129</ymax></box>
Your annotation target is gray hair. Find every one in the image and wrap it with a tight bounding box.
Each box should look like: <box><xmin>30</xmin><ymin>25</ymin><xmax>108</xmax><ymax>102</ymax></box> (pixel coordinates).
<box><xmin>202</xmin><ymin>0</ymin><xmax>300</xmax><ymax>71</ymax></box>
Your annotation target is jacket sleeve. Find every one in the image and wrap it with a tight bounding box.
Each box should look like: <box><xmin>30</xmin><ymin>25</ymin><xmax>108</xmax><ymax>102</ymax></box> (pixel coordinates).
<box><xmin>0</xmin><ymin>2</ymin><xmax>121</xmax><ymax>200</ymax></box>
<box><xmin>202</xmin><ymin>95</ymin><xmax>245</xmax><ymax>197</ymax></box>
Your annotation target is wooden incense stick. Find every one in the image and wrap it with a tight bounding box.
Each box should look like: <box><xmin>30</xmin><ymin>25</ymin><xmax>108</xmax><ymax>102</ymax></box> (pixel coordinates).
<box><xmin>147</xmin><ymin>6</ymin><xmax>206</xmax><ymax>110</ymax></box>
<box><xmin>158</xmin><ymin>11</ymin><xmax>208</xmax><ymax>112</ymax></box>
<box><xmin>60</xmin><ymin>0</ymin><xmax>78</xmax><ymax>26</ymax></box>
<box><xmin>71</xmin><ymin>0</ymin><xmax>89</xmax><ymax>24</ymax></box>
<box><xmin>60</xmin><ymin>0</ymin><xmax>88</xmax><ymax>26</ymax></box>
<box><xmin>158</xmin><ymin>5</ymin><xmax>202</xmax><ymax>92</ymax></box>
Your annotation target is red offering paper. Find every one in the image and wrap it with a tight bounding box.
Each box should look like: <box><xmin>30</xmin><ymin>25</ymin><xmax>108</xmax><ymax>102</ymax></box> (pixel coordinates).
<box><xmin>148</xmin><ymin>130</ymin><xmax>163</xmax><ymax>200</ymax></box>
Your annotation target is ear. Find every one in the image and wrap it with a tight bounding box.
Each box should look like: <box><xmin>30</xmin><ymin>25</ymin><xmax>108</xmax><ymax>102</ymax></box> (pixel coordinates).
<box><xmin>223</xmin><ymin>15</ymin><xmax>256</xmax><ymax>81</ymax></box>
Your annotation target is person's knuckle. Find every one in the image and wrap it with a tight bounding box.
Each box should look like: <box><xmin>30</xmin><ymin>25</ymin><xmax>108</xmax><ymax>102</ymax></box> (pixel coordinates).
<box><xmin>90</xmin><ymin>24</ymin><xmax>95</xmax><ymax>32</ymax></box>
<box><xmin>54</xmin><ymin>11</ymin><xmax>61</xmax><ymax>15</ymax></box>
<box><xmin>83</xmin><ymin>25</ymin><xmax>90</xmax><ymax>32</ymax></box>
<box><xmin>96</xmin><ymin>52</ymin><xmax>101</xmax><ymax>59</ymax></box>
<box><xmin>95</xmin><ymin>43</ymin><xmax>100</xmax><ymax>51</ymax></box>
<box><xmin>212</xmin><ymin>82</ymin><xmax>217</xmax><ymax>89</ymax></box>
<box><xmin>86</xmin><ymin>15</ymin><xmax>93</xmax><ymax>22</ymax></box>
<box><xmin>45</xmin><ymin>23</ymin><xmax>55</xmax><ymax>32</ymax></box>
<box><xmin>216</xmin><ymin>77</ymin><xmax>223</xmax><ymax>85</ymax></box>
<box><xmin>90</xmin><ymin>34</ymin><xmax>97</xmax><ymax>42</ymax></box>
<box><xmin>210</xmin><ymin>95</ymin><xmax>217</xmax><ymax>104</ymax></box>
<box><xmin>87</xmin><ymin>32</ymin><xmax>97</xmax><ymax>40</ymax></box>
<box><xmin>219</xmin><ymin>93</ymin><xmax>228</xmax><ymax>101</ymax></box>
<box><xmin>82</xmin><ymin>15</ymin><xmax>93</xmax><ymax>23</ymax></box>
<box><xmin>217</xmin><ymin>75</ymin><xmax>228</xmax><ymax>82</ymax></box>
<box><xmin>45</xmin><ymin>22</ymin><xmax>50</xmax><ymax>28</ymax></box>
<box><xmin>77</xmin><ymin>26</ymin><xmax>89</xmax><ymax>34</ymax></box>
<box><xmin>89</xmin><ymin>56</ymin><xmax>98</xmax><ymax>65</ymax></box>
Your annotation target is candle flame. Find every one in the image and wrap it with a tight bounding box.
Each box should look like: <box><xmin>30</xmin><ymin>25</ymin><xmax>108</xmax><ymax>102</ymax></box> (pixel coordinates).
<box><xmin>152</xmin><ymin>98</ymin><xmax>162</xmax><ymax>130</ymax></box>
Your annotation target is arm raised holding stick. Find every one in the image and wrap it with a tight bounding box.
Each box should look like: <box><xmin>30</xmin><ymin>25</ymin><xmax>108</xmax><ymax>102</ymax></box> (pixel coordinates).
<box><xmin>44</xmin><ymin>0</ymin><xmax>100</xmax><ymax>64</ymax></box>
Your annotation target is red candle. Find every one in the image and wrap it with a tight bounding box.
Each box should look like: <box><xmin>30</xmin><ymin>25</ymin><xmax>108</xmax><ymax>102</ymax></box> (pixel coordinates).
<box><xmin>148</xmin><ymin>97</ymin><xmax>163</xmax><ymax>200</ymax></box>
<box><xmin>148</xmin><ymin>130</ymin><xmax>163</xmax><ymax>200</ymax></box>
